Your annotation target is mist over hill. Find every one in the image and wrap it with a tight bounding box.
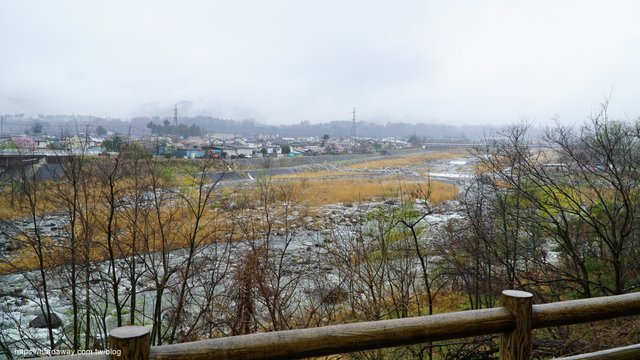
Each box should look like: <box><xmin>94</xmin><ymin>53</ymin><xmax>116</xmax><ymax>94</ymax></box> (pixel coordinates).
<box><xmin>1</xmin><ymin>113</ymin><xmax>536</xmax><ymax>140</ymax></box>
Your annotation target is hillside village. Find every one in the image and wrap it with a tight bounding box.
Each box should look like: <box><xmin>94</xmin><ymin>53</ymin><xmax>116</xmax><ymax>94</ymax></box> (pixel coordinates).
<box><xmin>0</xmin><ymin>129</ymin><xmax>471</xmax><ymax>159</ymax></box>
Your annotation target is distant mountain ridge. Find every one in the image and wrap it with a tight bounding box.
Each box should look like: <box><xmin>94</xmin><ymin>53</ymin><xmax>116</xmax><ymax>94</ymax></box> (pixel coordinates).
<box><xmin>0</xmin><ymin>114</ymin><xmax>518</xmax><ymax>140</ymax></box>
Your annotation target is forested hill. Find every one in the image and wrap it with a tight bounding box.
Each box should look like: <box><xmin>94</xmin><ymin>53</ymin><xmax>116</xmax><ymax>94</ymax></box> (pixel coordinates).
<box><xmin>1</xmin><ymin>113</ymin><xmax>523</xmax><ymax>139</ymax></box>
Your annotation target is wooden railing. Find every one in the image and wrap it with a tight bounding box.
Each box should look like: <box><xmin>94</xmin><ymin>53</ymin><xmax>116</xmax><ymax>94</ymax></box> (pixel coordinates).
<box><xmin>55</xmin><ymin>290</ymin><xmax>640</xmax><ymax>360</ymax></box>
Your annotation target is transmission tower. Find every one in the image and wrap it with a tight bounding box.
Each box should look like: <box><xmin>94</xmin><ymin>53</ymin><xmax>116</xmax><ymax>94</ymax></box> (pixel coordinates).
<box><xmin>173</xmin><ymin>104</ymin><xmax>178</xmax><ymax>137</ymax></box>
<box><xmin>351</xmin><ymin>107</ymin><xmax>357</xmax><ymax>138</ymax></box>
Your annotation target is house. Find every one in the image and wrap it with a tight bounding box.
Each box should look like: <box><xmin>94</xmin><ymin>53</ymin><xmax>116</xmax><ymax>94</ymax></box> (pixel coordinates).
<box><xmin>175</xmin><ymin>148</ymin><xmax>206</xmax><ymax>159</ymax></box>
<box><xmin>155</xmin><ymin>144</ymin><xmax>171</xmax><ymax>156</ymax></box>
<box><xmin>381</xmin><ymin>137</ymin><xmax>408</xmax><ymax>150</ymax></box>
<box><xmin>303</xmin><ymin>145</ymin><xmax>324</xmax><ymax>155</ymax></box>
<box><xmin>33</xmin><ymin>137</ymin><xmax>50</xmax><ymax>149</ymax></box>
<box><xmin>260</xmin><ymin>142</ymin><xmax>281</xmax><ymax>157</ymax></box>
<box><xmin>206</xmin><ymin>133</ymin><xmax>237</xmax><ymax>141</ymax></box>
<box><xmin>182</xmin><ymin>136</ymin><xmax>209</xmax><ymax>148</ymax></box>
<box><xmin>232</xmin><ymin>137</ymin><xmax>255</xmax><ymax>148</ymax></box>
<box><xmin>288</xmin><ymin>148</ymin><xmax>304</xmax><ymax>157</ymax></box>
<box><xmin>225</xmin><ymin>142</ymin><xmax>254</xmax><ymax>158</ymax></box>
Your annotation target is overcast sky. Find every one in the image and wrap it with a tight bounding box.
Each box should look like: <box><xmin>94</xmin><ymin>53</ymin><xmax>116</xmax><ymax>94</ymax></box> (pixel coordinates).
<box><xmin>1</xmin><ymin>1</ymin><xmax>640</xmax><ymax>125</ymax></box>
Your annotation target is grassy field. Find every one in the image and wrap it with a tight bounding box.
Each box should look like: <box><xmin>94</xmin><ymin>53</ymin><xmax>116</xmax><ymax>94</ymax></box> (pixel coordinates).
<box><xmin>346</xmin><ymin>149</ymin><xmax>468</xmax><ymax>170</ymax></box>
<box><xmin>0</xmin><ymin>149</ymin><xmax>465</xmax><ymax>273</ymax></box>
<box><xmin>272</xmin><ymin>170</ymin><xmax>360</xmax><ymax>180</ymax></box>
<box><xmin>288</xmin><ymin>178</ymin><xmax>457</xmax><ymax>205</ymax></box>
<box><xmin>272</xmin><ymin>149</ymin><xmax>465</xmax><ymax>205</ymax></box>
<box><xmin>272</xmin><ymin>149</ymin><xmax>469</xmax><ymax>180</ymax></box>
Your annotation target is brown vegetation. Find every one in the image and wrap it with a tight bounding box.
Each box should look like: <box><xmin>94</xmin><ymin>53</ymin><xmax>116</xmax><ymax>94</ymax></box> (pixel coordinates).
<box><xmin>347</xmin><ymin>149</ymin><xmax>467</xmax><ymax>170</ymax></box>
<box><xmin>287</xmin><ymin>178</ymin><xmax>457</xmax><ymax>205</ymax></box>
<box><xmin>3</xmin><ymin>117</ymin><xmax>639</xmax><ymax>359</ymax></box>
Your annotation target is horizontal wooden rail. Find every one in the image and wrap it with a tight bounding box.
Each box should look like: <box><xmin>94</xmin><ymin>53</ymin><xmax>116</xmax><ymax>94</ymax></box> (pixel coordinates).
<box><xmin>532</xmin><ymin>292</ymin><xmax>640</xmax><ymax>328</ymax></box>
<box><xmin>150</xmin><ymin>307</ymin><xmax>512</xmax><ymax>360</ymax></box>
<box><xmin>556</xmin><ymin>344</ymin><xmax>640</xmax><ymax>360</ymax></box>
<box><xmin>51</xmin><ymin>291</ymin><xmax>640</xmax><ymax>360</ymax></box>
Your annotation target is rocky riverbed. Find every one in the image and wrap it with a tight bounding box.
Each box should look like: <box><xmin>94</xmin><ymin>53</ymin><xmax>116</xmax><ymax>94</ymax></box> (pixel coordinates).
<box><xmin>0</xmin><ymin>155</ymin><xmax>474</xmax><ymax>355</ymax></box>
<box><xmin>0</xmin><ymin>198</ymin><xmax>466</xmax><ymax>353</ymax></box>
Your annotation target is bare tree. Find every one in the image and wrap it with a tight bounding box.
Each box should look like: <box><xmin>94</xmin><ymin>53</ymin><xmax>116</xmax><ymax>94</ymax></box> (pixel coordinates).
<box><xmin>141</xmin><ymin>157</ymin><xmax>182</xmax><ymax>345</ymax></box>
<box><xmin>232</xmin><ymin>178</ymin><xmax>309</xmax><ymax>332</ymax></box>
<box><xmin>167</xmin><ymin>157</ymin><xmax>228</xmax><ymax>342</ymax></box>
<box><xmin>469</xmin><ymin>108</ymin><xmax>640</xmax><ymax>298</ymax></box>
<box><xmin>14</xmin><ymin>155</ymin><xmax>56</xmax><ymax>350</ymax></box>
<box><xmin>49</xmin><ymin>150</ymin><xmax>91</xmax><ymax>351</ymax></box>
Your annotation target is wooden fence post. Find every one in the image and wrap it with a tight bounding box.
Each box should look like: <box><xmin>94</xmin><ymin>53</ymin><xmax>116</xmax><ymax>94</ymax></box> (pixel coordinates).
<box><xmin>500</xmin><ymin>290</ymin><xmax>533</xmax><ymax>360</ymax></box>
<box><xmin>109</xmin><ymin>326</ymin><xmax>151</xmax><ymax>360</ymax></box>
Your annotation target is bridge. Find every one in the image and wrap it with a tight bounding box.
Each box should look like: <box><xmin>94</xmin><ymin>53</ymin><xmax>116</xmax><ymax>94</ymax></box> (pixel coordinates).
<box><xmin>0</xmin><ymin>150</ymin><xmax>89</xmax><ymax>180</ymax></box>
<box><xmin>422</xmin><ymin>140</ymin><xmax>553</xmax><ymax>148</ymax></box>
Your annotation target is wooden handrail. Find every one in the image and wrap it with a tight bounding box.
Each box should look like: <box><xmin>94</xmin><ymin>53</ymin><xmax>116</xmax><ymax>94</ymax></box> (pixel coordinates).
<box><xmin>500</xmin><ymin>290</ymin><xmax>533</xmax><ymax>360</ymax></box>
<box><xmin>52</xmin><ymin>291</ymin><xmax>640</xmax><ymax>360</ymax></box>
<box><xmin>532</xmin><ymin>292</ymin><xmax>640</xmax><ymax>328</ymax></box>
<box><xmin>555</xmin><ymin>344</ymin><xmax>640</xmax><ymax>360</ymax></box>
<box><xmin>150</xmin><ymin>307</ymin><xmax>512</xmax><ymax>360</ymax></box>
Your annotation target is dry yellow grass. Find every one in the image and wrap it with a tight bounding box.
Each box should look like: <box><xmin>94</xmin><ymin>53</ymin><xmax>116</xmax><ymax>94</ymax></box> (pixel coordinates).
<box><xmin>272</xmin><ymin>170</ymin><xmax>359</xmax><ymax>180</ymax></box>
<box><xmin>424</xmin><ymin>181</ymin><xmax>459</xmax><ymax>204</ymax></box>
<box><xmin>0</xmin><ymin>204</ymin><xmax>27</xmax><ymax>220</ymax></box>
<box><xmin>0</xmin><ymin>204</ymin><xmax>236</xmax><ymax>274</ymax></box>
<box><xmin>0</xmin><ymin>157</ymin><xmax>459</xmax><ymax>274</ymax></box>
<box><xmin>0</xmin><ymin>183</ymin><xmax>457</xmax><ymax>273</ymax></box>
<box><xmin>0</xmin><ymin>181</ymin><xmax>63</xmax><ymax>221</ymax></box>
<box><xmin>288</xmin><ymin>178</ymin><xmax>457</xmax><ymax>205</ymax></box>
<box><xmin>347</xmin><ymin>149</ymin><xmax>468</xmax><ymax>170</ymax></box>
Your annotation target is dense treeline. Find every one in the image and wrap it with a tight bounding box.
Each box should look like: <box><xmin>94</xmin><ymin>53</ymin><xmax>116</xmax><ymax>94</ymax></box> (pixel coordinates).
<box><xmin>146</xmin><ymin>120</ymin><xmax>202</xmax><ymax>137</ymax></box>
<box><xmin>1</xmin><ymin>105</ymin><xmax>639</xmax><ymax>359</ymax></box>
<box><xmin>1</xmin><ymin>113</ymin><xmax>505</xmax><ymax>139</ymax></box>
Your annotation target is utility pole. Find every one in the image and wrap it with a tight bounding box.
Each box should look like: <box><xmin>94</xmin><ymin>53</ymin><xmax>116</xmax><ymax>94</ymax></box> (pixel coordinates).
<box><xmin>1</xmin><ymin>115</ymin><xmax>3</xmax><ymax>135</ymax></box>
<box><xmin>85</xmin><ymin>124</ymin><xmax>90</xmax><ymax>149</ymax></box>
